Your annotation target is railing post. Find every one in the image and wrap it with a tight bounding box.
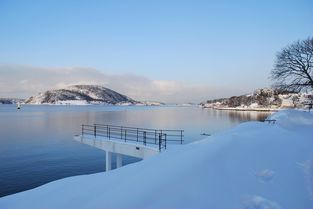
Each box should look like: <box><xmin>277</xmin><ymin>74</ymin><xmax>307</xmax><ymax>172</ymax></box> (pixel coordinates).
<box><xmin>124</xmin><ymin>129</ymin><xmax>127</xmax><ymax>142</ymax></box>
<box><xmin>108</xmin><ymin>127</ymin><xmax>110</xmax><ymax>139</ymax></box>
<box><xmin>165</xmin><ymin>133</ymin><xmax>167</xmax><ymax>149</ymax></box>
<box><xmin>121</xmin><ymin>127</ymin><xmax>123</xmax><ymax>139</ymax></box>
<box><xmin>155</xmin><ymin>130</ymin><xmax>157</xmax><ymax>144</ymax></box>
<box><xmin>82</xmin><ymin>125</ymin><xmax>84</xmax><ymax>136</ymax></box>
<box><xmin>94</xmin><ymin>125</ymin><xmax>96</xmax><ymax>138</ymax></box>
<box><xmin>158</xmin><ymin>133</ymin><xmax>161</xmax><ymax>152</ymax></box>
<box><xmin>180</xmin><ymin>130</ymin><xmax>183</xmax><ymax>144</ymax></box>
<box><xmin>143</xmin><ymin>131</ymin><xmax>146</xmax><ymax>146</ymax></box>
<box><xmin>136</xmin><ymin>128</ymin><xmax>139</xmax><ymax>142</ymax></box>
<box><xmin>106</xmin><ymin>125</ymin><xmax>109</xmax><ymax>137</ymax></box>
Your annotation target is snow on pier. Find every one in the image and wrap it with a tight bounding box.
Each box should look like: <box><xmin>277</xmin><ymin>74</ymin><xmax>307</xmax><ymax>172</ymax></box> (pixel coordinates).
<box><xmin>74</xmin><ymin>124</ymin><xmax>184</xmax><ymax>171</ymax></box>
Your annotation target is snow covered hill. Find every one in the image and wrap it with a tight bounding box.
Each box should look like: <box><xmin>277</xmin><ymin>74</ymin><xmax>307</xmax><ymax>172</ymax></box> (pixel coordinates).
<box><xmin>25</xmin><ymin>85</ymin><xmax>137</xmax><ymax>105</ymax></box>
<box><xmin>201</xmin><ymin>88</ymin><xmax>313</xmax><ymax>110</ymax></box>
<box><xmin>0</xmin><ymin>98</ymin><xmax>24</xmax><ymax>104</ymax></box>
<box><xmin>0</xmin><ymin>110</ymin><xmax>312</xmax><ymax>209</ymax></box>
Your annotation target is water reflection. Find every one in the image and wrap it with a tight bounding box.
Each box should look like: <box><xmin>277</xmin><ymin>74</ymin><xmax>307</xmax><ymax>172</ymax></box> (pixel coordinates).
<box><xmin>226</xmin><ymin>110</ymin><xmax>272</xmax><ymax>123</ymax></box>
<box><xmin>0</xmin><ymin>105</ymin><xmax>271</xmax><ymax>197</ymax></box>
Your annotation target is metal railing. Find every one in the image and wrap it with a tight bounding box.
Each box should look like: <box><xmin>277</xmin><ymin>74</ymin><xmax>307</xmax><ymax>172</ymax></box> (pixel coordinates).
<box><xmin>81</xmin><ymin>124</ymin><xmax>184</xmax><ymax>151</ymax></box>
<box><xmin>261</xmin><ymin>119</ymin><xmax>276</xmax><ymax>124</ymax></box>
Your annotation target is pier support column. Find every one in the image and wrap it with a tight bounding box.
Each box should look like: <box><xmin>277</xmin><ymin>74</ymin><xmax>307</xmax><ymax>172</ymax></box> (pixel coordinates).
<box><xmin>116</xmin><ymin>153</ymin><xmax>123</xmax><ymax>168</ymax></box>
<box><xmin>106</xmin><ymin>151</ymin><xmax>112</xmax><ymax>171</ymax></box>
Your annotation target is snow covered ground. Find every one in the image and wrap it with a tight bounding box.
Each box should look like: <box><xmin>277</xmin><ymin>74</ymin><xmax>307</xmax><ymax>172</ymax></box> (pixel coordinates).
<box><xmin>0</xmin><ymin>110</ymin><xmax>312</xmax><ymax>209</ymax></box>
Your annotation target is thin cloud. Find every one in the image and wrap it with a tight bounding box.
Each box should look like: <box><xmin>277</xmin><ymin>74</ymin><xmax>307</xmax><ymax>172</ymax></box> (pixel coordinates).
<box><xmin>0</xmin><ymin>64</ymin><xmax>254</xmax><ymax>103</ymax></box>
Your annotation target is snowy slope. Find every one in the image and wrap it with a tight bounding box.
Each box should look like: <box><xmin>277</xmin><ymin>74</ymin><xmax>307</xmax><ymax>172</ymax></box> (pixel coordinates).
<box><xmin>202</xmin><ymin>88</ymin><xmax>313</xmax><ymax>110</ymax></box>
<box><xmin>0</xmin><ymin>110</ymin><xmax>312</xmax><ymax>209</ymax></box>
<box><xmin>0</xmin><ymin>98</ymin><xmax>24</xmax><ymax>104</ymax></box>
<box><xmin>25</xmin><ymin>85</ymin><xmax>136</xmax><ymax>105</ymax></box>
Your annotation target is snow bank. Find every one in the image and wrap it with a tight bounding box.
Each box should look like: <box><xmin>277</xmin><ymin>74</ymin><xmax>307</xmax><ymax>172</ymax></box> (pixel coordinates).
<box><xmin>0</xmin><ymin>110</ymin><xmax>312</xmax><ymax>209</ymax></box>
<box><xmin>268</xmin><ymin>109</ymin><xmax>313</xmax><ymax>130</ymax></box>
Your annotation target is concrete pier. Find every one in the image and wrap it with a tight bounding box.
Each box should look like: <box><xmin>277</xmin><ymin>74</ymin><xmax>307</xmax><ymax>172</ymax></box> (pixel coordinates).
<box><xmin>116</xmin><ymin>154</ymin><xmax>123</xmax><ymax>168</ymax></box>
<box><xmin>106</xmin><ymin>151</ymin><xmax>112</xmax><ymax>171</ymax></box>
<box><xmin>74</xmin><ymin>135</ymin><xmax>159</xmax><ymax>171</ymax></box>
<box><xmin>74</xmin><ymin>124</ymin><xmax>183</xmax><ymax>171</ymax></box>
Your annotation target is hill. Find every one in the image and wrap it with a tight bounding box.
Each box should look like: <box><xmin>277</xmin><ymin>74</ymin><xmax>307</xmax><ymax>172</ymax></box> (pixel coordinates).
<box><xmin>25</xmin><ymin>85</ymin><xmax>136</xmax><ymax>105</ymax></box>
<box><xmin>201</xmin><ymin>88</ymin><xmax>313</xmax><ymax>110</ymax></box>
<box><xmin>0</xmin><ymin>98</ymin><xmax>24</xmax><ymax>104</ymax></box>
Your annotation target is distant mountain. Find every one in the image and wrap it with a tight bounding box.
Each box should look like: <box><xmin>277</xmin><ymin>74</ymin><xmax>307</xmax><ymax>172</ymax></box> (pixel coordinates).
<box><xmin>201</xmin><ymin>88</ymin><xmax>313</xmax><ymax>110</ymax></box>
<box><xmin>25</xmin><ymin>85</ymin><xmax>137</xmax><ymax>105</ymax></box>
<box><xmin>0</xmin><ymin>98</ymin><xmax>24</xmax><ymax>104</ymax></box>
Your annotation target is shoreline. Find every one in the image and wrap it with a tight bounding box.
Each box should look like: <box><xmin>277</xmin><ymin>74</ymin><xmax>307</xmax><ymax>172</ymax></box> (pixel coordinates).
<box><xmin>1</xmin><ymin>110</ymin><xmax>312</xmax><ymax>208</ymax></box>
<box><xmin>202</xmin><ymin>106</ymin><xmax>279</xmax><ymax>112</ymax></box>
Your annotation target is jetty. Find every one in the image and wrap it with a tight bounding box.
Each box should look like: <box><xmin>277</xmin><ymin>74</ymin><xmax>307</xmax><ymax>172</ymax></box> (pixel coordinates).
<box><xmin>74</xmin><ymin>124</ymin><xmax>184</xmax><ymax>171</ymax></box>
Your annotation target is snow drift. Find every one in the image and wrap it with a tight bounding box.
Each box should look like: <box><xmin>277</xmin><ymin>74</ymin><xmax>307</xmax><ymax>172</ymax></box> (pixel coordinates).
<box><xmin>0</xmin><ymin>110</ymin><xmax>312</xmax><ymax>209</ymax></box>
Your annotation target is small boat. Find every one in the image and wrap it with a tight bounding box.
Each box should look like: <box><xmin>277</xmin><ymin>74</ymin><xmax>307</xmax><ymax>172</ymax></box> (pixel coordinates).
<box><xmin>17</xmin><ymin>102</ymin><xmax>21</xmax><ymax>110</ymax></box>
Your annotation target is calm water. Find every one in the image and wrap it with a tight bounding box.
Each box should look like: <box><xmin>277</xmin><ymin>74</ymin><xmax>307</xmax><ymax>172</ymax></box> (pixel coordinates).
<box><xmin>0</xmin><ymin>105</ymin><xmax>270</xmax><ymax>197</ymax></box>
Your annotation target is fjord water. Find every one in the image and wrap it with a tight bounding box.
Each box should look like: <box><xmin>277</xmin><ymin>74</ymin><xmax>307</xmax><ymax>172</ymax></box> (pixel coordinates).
<box><xmin>0</xmin><ymin>105</ymin><xmax>270</xmax><ymax>197</ymax></box>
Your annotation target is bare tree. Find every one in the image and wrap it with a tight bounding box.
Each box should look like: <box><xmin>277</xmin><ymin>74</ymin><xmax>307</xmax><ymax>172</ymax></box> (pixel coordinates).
<box><xmin>271</xmin><ymin>37</ymin><xmax>313</xmax><ymax>92</ymax></box>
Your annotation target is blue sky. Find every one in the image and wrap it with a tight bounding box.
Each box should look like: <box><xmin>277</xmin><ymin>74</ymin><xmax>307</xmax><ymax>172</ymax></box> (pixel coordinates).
<box><xmin>0</xmin><ymin>0</ymin><xmax>312</xmax><ymax>102</ymax></box>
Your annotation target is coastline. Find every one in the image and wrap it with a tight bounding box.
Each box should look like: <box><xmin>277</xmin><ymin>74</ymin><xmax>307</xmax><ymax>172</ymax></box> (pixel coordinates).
<box><xmin>208</xmin><ymin>107</ymin><xmax>278</xmax><ymax>112</ymax></box>
<box><xmin>1</xmin><ymin>109</ymin><xmax>312</xmax><ymax>209</ymax></box>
